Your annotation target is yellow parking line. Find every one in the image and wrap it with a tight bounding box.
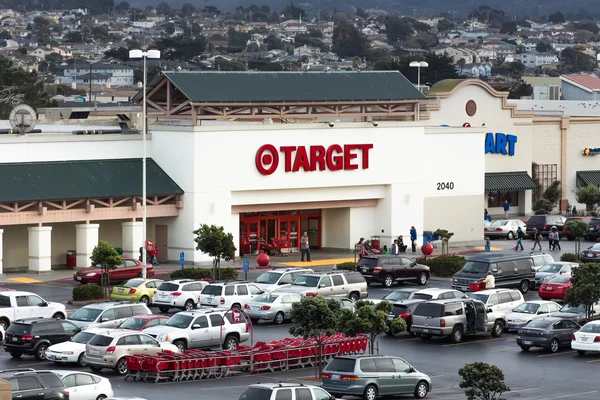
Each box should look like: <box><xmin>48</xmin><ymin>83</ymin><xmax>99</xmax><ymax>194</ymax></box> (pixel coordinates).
<box><xmin>280</xmin><ymin>258</ymin><xmax>355</xmax><ymax>267</ymax></box>
<box><xmin>473</xmin><ymin>246</ymin><xmax>504</xmax><ymax>251</ymax></box>
<box><xmin>443</xmin><ymin>338</ymin><xmax>507</xmax><ymax>347</ymax></box>
<box><xmin>537</xmin><ymin>351</ymin><xmax>575</xmax><ymax>358</ymax></box>
<box><xmin>537</xmin><ymin>391</ymin><xmax>598</xmax><ymax>400</ymax></box>
<box><xmin>6</xmin><ymin>277</ymin><xmax>42</xmax><ymax>284</ymax></box>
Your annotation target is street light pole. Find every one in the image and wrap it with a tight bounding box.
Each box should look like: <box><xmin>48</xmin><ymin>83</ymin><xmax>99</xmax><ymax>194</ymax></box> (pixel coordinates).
<box><xmin>409</xmin><ymin>61</ymin><xmax>429</xmax><ymax>121</ymax></box>
<box><xmin>129</xmin><ymin>49</ymin><xmax>161</xmax><ymax>279</ymax></box>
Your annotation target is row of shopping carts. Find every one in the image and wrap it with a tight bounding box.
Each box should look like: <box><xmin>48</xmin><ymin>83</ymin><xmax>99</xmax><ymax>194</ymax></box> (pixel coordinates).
<box><xmin>125</xmin><ymin>334</ymin><xmax>368</xmax><ymax>383</ymax></box>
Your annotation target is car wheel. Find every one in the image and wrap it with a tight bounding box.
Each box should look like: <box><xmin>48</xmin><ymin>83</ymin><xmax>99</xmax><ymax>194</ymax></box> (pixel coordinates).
<box><xmin>77</xmin><ymin>352</ymin><xmax>87</xmax><ymax>367</ymax></box>
<box><xmin>224</xmin><ymin>335</ymin><xmax>239</xmax><ymax>350</ymax></box>
<box><xmin>138</xmin><ymin>271</ymin><xmax>143</xmax><ymax>278</ymax></box>
<box><xmin>173</xmin><ymin>340</ymin><xmax>187</xmax><ymax>353</ymax></box>
<box><xmin>0</xmin><ymin>319</ymin><xmax>8</xmax><ymax>331</ymax></box>
<box><xmin>52</xmin><ymin>313</ymin><xmax>64</xmax><ymax>319</ymax></box>
<box><xmin>35</xmin><ymin>344</ymin><xmax>48</xmax><ymax>361</ymax></box>
<box><xmin>231</xmin><ymin>303</ymin><xmax>242</xmax><ymax>310</ymax></box>
<box><xmin>363</xmin><ymin>384</ymin><xmax>378</xmax><ymax>400</ymax></box>
<box><xmin>549</xmin><ymin>338</ymin><xmax>560</xmax><ymax>353</ymax></box>
<box><xmin>96</xmin><ymin>395</ymin><xmax>107</xmax><ymax>400</ymax></box>
<box><xmin>383</xmin><ymin>275</ymin><xmax>394</xmax><ymax>288</ymax></box>
<box><xmin>577</xmin><ymin>350</ymin><xmax>586</xmax><ymax>356</ymax></box>
<box><xmin>519</xmin><ymin>280</ymin><xmax>530</xmax><ymax>294</ymax></box>
<box><xmin>491</xmin><ymin>321</ymin><xmax>504</xmax><ymax>337</ymax></box>
<box><xmin>507</xmin><ymin>231</ymin><xmax>514</xmax><ymax>240</ymax></box>
<box><xmin>449</xmin><ymin>326</ymin><xmax>463</xmax><ymax>343</ymax></box>
<box><xmin>90</xmin><ymin>365</ymin><xmax>102</xmax><ymax>373</ymax></box>
<box><xmin>349</xmin><ymin>292</ymin><xmax>360</xmax><ymax>302</ymax></box>
<box><xmin>159</xmin><ymin>306</ymin><xmax>170</xmax><ymax>313</ymax></box>
<box><xmin>420</xmin><ymin>334</ymin><xmax>431</xmax><ymax>342</ymax></box>
<box><xmin>274</xmin><ymin>312</ymin><xmax>285</xmax><ymax>325</ymax></box>
<box><xmin>414</xmin><ymin>380</ymin><xmax>429</xmax><ymax>399</ymax></box>
<box><xmin>9</xmin><ymin>352</ymin><xmax>22</xmax><ymax>358</ymax></box>
<box><xmin>184</xmin><ymin>300</ymin><xmax>195</xmax><ymax>311</ymax></box>
<box><xmin>520</xmin><ymin>345</ymin><xmax>530</xmax><ymax>351</ymax></box>
<box><xmin>418</xmin><ymin>272</ymin><xmax>428</xmax><ymax>286</ymax></box>
<box><xmin>115</xmin><ymin>358</ymin><xmax>128</xmax><ymax>375</ymax></box>
<box><xmin>139</xmin><ymin>295</ymin><xmax>150</xmax><ymax>305</ymax></box>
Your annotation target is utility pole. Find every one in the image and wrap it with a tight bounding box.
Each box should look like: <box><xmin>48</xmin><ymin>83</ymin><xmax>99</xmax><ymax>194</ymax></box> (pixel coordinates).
<box><xmin>88</xmin><ymin>62</ymin><xmax>92</xmax><ymax>102</ymax></box>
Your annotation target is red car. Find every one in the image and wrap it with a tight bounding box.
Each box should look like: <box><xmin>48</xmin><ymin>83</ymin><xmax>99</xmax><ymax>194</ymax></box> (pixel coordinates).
<box><xmin>118</xmin><ymin>314</ymin><xmax>169</xmax><ymax>331</ymax></box>
<box><xmin>538</xmin><ymin>275</ymin><xmax>572</xmax><ymax>301</ymax></box>
<box><xmin>73</xmin><ymin>258</ymin><xmax>155</xmax><ymax>284</ymax></box>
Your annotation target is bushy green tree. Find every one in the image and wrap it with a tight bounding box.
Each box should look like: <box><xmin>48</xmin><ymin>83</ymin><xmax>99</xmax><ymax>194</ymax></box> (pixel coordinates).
<box><xmin>564</xmin><ymin>263</ymin><xmax>600</xmax><ymax>320</ymax></box>
<box><xmin>193</xmin><ymin>224</ymin><xmax>236</xmax><ymax>280</ymax></box>
<box><xmin>91</xmin><ymin>241</ymin><xmax>122</xmax><ymax>295</ymax></box>
<box><xmin>575</xmin><ymin>185</ymin><xmax>600</xmax><ymax>212</ymax></box>
<box><xmin>337</xmin><ymin>300</ymin><xmax>392</xmax><ymax>354</ymax></box>
<box><xmin>565</xmin><ymin>220</ymin><xmax>589</xmax><ymax>257</ymax></box>
<box><xmin>332</xmin><ymin>22</ymin><xmax>368</xmax><ymax>58</ymax></box>
<box><xmin>434</xmin><ymin>229</ymin><xmax>454</xmax><ymax>256</ymax></box>
<box><xmin>458</xmin><ymin>362</ymin><xmax>510</xmax><ymax>400</ymax></box>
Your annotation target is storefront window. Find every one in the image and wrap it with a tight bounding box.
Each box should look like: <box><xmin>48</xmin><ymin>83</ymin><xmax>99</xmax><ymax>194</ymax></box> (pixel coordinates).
<box><xmin>279</xmin><ymin>210</ymin><xmax>298</xmax><ymax>215</ymax></box>
<box><xmin>488</xmin><ymin>192</ymin><xmax>519</xmax><ymax>208</ymax></box>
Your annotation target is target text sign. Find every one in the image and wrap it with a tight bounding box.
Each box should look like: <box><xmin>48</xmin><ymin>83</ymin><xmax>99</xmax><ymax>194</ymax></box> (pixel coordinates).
<box><xmin>255</xmin><ymin>144</ymin><xmax>373</xmax><ymax>175</ymax></box>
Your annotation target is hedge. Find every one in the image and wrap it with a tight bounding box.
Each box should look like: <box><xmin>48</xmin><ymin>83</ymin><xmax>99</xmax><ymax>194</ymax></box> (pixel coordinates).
<box><xmin>416</xmin><ymin>255</ymin><xmax>467</xmax><ymax>277</ymax></box>
<box><xmin>72</xmin><ymin>285</ymin><xmax>105</xmax><ymax>301</ymax></box>
<box><xmin>170</xmin><ymin>267</ymin><xmax>239</xmax><ymax>281</ymax></box>
<box><xmin>560</xmin><ymin>253</ymin><xmax>579</xmax><ymax>262</ymax></box>
<box><xmin>335</xmin><ymin>262</ymin><xmax>356</xmax><ymax>271</ymax></box>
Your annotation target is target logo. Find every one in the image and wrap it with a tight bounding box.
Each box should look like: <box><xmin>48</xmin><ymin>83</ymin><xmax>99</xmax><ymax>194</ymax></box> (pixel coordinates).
<box><xmin>255</xmin><ymin>144</ymin><xmax>280</xmax><ymax>175</ymax></box>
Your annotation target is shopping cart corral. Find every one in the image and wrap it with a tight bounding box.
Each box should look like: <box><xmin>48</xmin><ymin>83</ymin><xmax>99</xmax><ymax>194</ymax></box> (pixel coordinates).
<box><xmin>125</xmin><ymin>334</ymin><xmax>368</xmax><ymax>383</ymax></box>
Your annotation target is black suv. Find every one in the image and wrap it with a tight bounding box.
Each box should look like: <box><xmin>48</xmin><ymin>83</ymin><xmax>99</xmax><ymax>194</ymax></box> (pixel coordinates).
<box><xmin>526</xmin><ymin>215</ymin><xmax>566</xmax><ymax>238</ymax></box>
<box><xmin>4</xmin><ymin>318</ymin><xmax>81</xmax><ymax>360</ymax></box>
<box><xmin>0</xmin><ymin>369</ymin><xmax>70</xmax><ymax>400</ymax></box>
<box><xmin>356</xmin><ymin>255</ymin><xmax>430</xmax><ymax>287</ymax></box>
<box><xmin>588</xmin><ymin>217</ymin><xmax>600</xmax><ymax>240</ymax></box>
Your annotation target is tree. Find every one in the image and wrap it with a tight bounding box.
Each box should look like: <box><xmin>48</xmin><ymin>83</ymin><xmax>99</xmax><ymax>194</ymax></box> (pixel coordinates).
<box><xmin>434</xmin><ymin>229</ymin><xmax>454</xmax><ymax>256</ymax></box>
<box><xmin>228</xmin><ymin>27</ymin><xmax>250</xmax><ymax>48</ymax></box>
<box><xmin>115</xmin><ymin>1</ymin><xmax>130</xmax><ymax>12</ymax></box>
<box><xmin>155</xmin><ymin>1</ymin><xmax>171</xmax><ymax>16</ymax></box>
<box><xmin>104</xmin><ymin>46</ymin><xmax>129</xmax><ymax>61</ymax></box>
<box><xmin>564</xmin><ymin>263</ymin><xmax>600</xmax><ymax>320</ymax></box>
<box><xmin>500</xmin><ymin>21</ymin><xmax>517</xmax><ymax>34</ymax></box>
<box><xmin>542</xmin><ymin>181</ymin><xmax>562</xmax><ymax>208</ymax></box>
<box><xmin>265</xmin><ymin>35</ymin><xmax>284</xmax><ymax>50</ymax></box>
<box><xmin>193</xmin><ymin>224</ymin><xmax>236</xmax><ymax>280</ymax></box>
<box><xmin>201</xmin><ymin>6</ymin><xmax>221</xmax><ymax>15</ymax></box>
<box><xmin>533</xmin><ymin>198</ymin><xmax>553</xmax><ymax>215</ymax></box>
<box><xmin>283</xmin><ymin>2</ymin><xmax>305</xmax><ymax>19</ymax></box>
<box><xmin>64</xmin><ymin>31</ymin><xmax>83</xmax><ymax>43</ymax></box>
<box><xmin>457</xmin><ymin>58</ymin><xmax>466</xmax><ymax>75</ymax></box>
<box><xmin>575</xmin><ymin>185</ymin><xmax>600</xmax><ymax>211</ymax></box>
<box><xmin>384</xmin><ymin>15</ymin><xmax>414</xmax><ymax>44</ymax></box>
<box><xmin>437</xmin><ymin>19</ymin><xmax>455</xmax><ymax>32</ymax></box>
<box><xmin>575</xmin><ymin>30</ymin><xmax>594</xmax><ymax>44</ymax></box>
<box><xmin>508</xmin><ymin>79</ymin><xmax>532</xmax><ymax>99</ymax></box>
<box><xmin>561</xmin><ymin>47</ymin><xmax>597</xmax><ymax>72</ymax></box>
<box><xmin>548</xmin><ymin>11</ymin><xmax>566</xmax><ymax>24</ymax></box>
<box><xmin>91</xmin><ymin>240</ymin><xmax>122</xmax><ymax>296</ymax></box>
<box><xmin>458</xmin><ymin>362</ymin><xmax>510</xmax><ymax>400</ymax></box>
<box><xmin>289</xmin><ymin>296</ymin><xmax>339</xmax><ymax>377</ymax></box>
<box><xmin>536</xmin><ymin>41</ymin><xmax>553</xmax><ymax>53</ymax></box>
<box><xmin>332</xmin><ymin>22</ymin><xmax>368</xmax><ymax>58</ymax></box>
<box><xmin>565</xmin><ymin>220</ymin><xmax>589</xmax><ymax>258</ymax></box>
<box><xmin>181</xmin><ymin>3</ymin><xmax>195</xmax><ymax>16</ymax></box>
<box><xmin>155</xmin><ymin>37</ymin><xmax>207</xmax><ymax>60</ymax></box>
<box><xmin>0</xmin><ymin>30</ymin><xmax>11</xmax><ymax>40</ymax></box>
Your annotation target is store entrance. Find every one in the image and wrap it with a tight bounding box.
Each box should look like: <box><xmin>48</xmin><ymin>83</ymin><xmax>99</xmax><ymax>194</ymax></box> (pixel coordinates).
<box><xmin>239</xmin><ymin>210</ymin><xmax>321</xmax><ymax>255</ymax></box>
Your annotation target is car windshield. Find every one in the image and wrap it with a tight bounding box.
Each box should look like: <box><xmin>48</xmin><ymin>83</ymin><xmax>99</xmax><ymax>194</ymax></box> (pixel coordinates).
<box><xmin>292</xmin><ymin>275</ymin><xmax>319</xmax><ymax>287</ymax></box>
<box><xmin>165</xmin><ymin>314</ymin><xmax>193</xmax><ymax>328</ymax></box>
<box><xmin>119</xmin><ymin>317</ymin><xmax>148</xmax><ymax>330</ymax></box>
<box><xmin>69</xmin><ymin>308</ymin><xmax>102</xmax><ymax>322</ymax></box>
<box><xmin>491</xmin><ymin>220</ymin><xmax>509</xmax><ymax>226</ymax></box>
<box><xmin>121</xmin><ymin>279</ymin><xmax>144</xmax><ymax>288</ymax></box>
<box><xmin>468</xmin><ymin>293</ymin><xmax>489</xmax><ymax>303</ymax></box>
<box><xmin>525</xmin><ymin>319</ymin><xmax>551</xmax><ymax>329</ymax></box>
<box><xmin>580</xmin><ymin>324</ymin><xmax>600</xmax><ymax>333</ymax></box>
<box><xmin>253</xmin><ymin>294</ymin><xmax>279</xmax><ymax>303</ymax></box>
<box><xmin>71</xmin><ymin>331</ymin><xmax>96</xmax><ymax>344</ymax></box>
<box><xmin>548</xmin><ymin>276</ymin><xmax>570</xmax><ymax>284</ymax></box>
<box><xmin>538</xmin><ymin>264</ymin><xmax>562</xmax><ymax>273</ymax></box>
<box><xmin>201</xmin><ymin>285</ymin><xmax>223</xmax><ymax>296</ymax></box>
<box><xmin>384</xmin><ymin>291</ymin><xmax>413</xmax><ymax>301</ymax></box>
<box><xmin>461</xmin><ymin>261</ymin><xmax>490</xmax><ymax>273</ymax></box>
<box><xmin>254</xmin><ymin>272</ymin><xmax>282</xmax><ymax>284</ymax></box>
<box><xmin>512</xmin><ymin>303</ymin><xmax>540</xmax><ymax>314</ymax></box>
<box><xmin>590</xmin><ymin>244</ymin><xmax>600</xmax><ymax>251</ymax></box>
<box><xmin>560</xmin><ymin>304</ymin><xmax>585</xmax><ymax>314</ymax></box>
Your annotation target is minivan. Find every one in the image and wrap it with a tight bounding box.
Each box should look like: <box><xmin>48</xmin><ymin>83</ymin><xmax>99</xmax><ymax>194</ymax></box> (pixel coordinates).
<box><xmin>452</xmin><ymin>252</ymin><xmax>541</xmax><ymax>294</ymax></box>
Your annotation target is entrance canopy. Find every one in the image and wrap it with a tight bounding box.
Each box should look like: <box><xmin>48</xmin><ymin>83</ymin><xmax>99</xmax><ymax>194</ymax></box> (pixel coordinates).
<box><xmin>576</xmin><ymin>170</ymin><xmax>600</xmax><ymax>187</ymax></box>
<box><xmin>485</xmin><ymin>172</ymin><xmax>537</xmax><ymax>192</ymax></box>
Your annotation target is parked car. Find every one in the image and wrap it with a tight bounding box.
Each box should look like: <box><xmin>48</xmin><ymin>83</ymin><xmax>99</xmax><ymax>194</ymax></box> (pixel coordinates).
<box><xmin>485</xmin><ymin>219</ymin><xmax>526</xmax><ymax>239</ymax></box>
<box><xmin>410</xmin><ymin>299</ymin><xmax>506</xmax><ymax>343</ymax></box>
<box><xmin>4</xmin><ymin>318</ymin><xmax>81</xmax><ymax>360</ymax></box>
<box><xmin>74</xmin><ymin>258</ymin><xmax>154</xmax><ymax>284</ymax></box>
<box><xmin>563</xmin><ymin>216</ymin><xmax>593</xmax><ymax>240</ymax></box>
<box><xmin>244</xmin><ymin>292</ymin><xmax>301</xmax><ymax>324</ymax></box>
<box><xmin>0</xmin><ymin>369</ymin><xmax>69</xmax><ymax>400</ymax></box>
<box><xmin>538</xmin><ymin>275</ymin><xmax>572</xmax><ymax>301</ymax></box>
<box><xmin>369</xmin><ymin>288</ymin><xmax>422</xmax><ymax>305</ymax></box>
<box><xmin>452</xmin><ymin>252</ymin><xmax>540</xmax><ymax>293</ymax></box>
<box><xmin>252</xmin><ymin>268</ymin><xmax>313</xmax><ymax>292</ymax></box>
<box><xmin>532</xmin><ymin>253</ymin><xmax>556</xmax><ymax>271</ymax></box>
<box><xmin>153</xmin><ymin>279</ymin><xmax>209</xmax><ymax>312</ymax></box>
<box><xmin>535</xmin><ymin>262</ymin><xmax>578</xmax><ymax>288</ymax></box>
<box><xmin>46</xmin><ymin>328</ymin><xmax>106</xmax><ymax>367</ymax></box>
<box><xmin>525</xmin><ymin>215</ymin><xmax>566</xmax><ymax>238</ymax></box>
<box><xmin>67</xmin><ymin>302</ymin><xmax>152</xmax><ymax>330</ymax></box>
<box><xmin>468</xmin><ymin>289</ymin><xmax>524</xmax><ymax>314</ymax></box>
<box><xmin>143</xmin><ymin>308</ymin><xmax>250</xmax><ymax>352</ymax></box>
<box><xmin>238</xmin><ymin>383</ymin><xmax>336</xmax><ymax>400</ymax></box>
<box><xmin>321</xmin><ymin>355</ymin><xmax>432</xmax><ymax>399</ymax></box>
<box><xmin>117</xmin><ymin>315</ymin><xmax>169</xmax><ymax>331</ymax></box>
<box><xmin>386</xmin><ymin>299</ymin><xmax>426</xmax><ymax>335</ymax></box>
<box><xmin>201</xmin><ymin>282</ymin><xmax>264</xmax><ymax>309</ymax></box>
<box><xmin>572</xmin><ymin>320</ymin><xmax>600</xmax><ymax>355</ymax></box>
<box><xmin>588</xmin><ymin>217</ymin><xmax>600</xmax><ymax>240</ymax></box>
<box><xmin>275</xmin><ymin>272</ymin><xmax>368</xmax><ymax>301</ymax></box>
<box><xmin>0</xmin><ymin>291</ymin><xmax>67</xmax><ymax>330</ymax></box>
<box><xmin>505</xmin><ymin>300</ymin><xmax>562</xmax><ymax>331</ymax></box>
<box><xmin>517</xmin><ymin>317</ymin><xmax>581</xmax><ymax>353</ymax></box>
<box><xmin>550</xmin><ymin>302</ymin><xmax>600</xmax><ymax>325</ymax></box>
<box><xmin>85</xmin><ymin>329</ymin><xmax>179</xmax><ymax>375</ymax></box>
<box><xmin>410</xmin><ymin>288</ymin><xmax>468</xmax><ymax>301</ymax></box>
<box><xmin>109</xmin><ymin>278</ymin><xmax>164</xmax><ymax>304</ymax></box>
<box><xmin>52</xmin><ymin>370</ymin><xmax>114</xmax><ymax>400</ymax></box>
<box><xmin>580</xmin><ymin>243</ymin><xmax>600</xmax><ymax>263</ymax></box>
<box><xmin>356</xmin><ymin>255</ymin><xmax>430</xmax><ymax>287</ymax></box>
<box><xmin>324</xmin><ymin>297</ymin><xmax>356</xmax><ymax>314</ymax></box>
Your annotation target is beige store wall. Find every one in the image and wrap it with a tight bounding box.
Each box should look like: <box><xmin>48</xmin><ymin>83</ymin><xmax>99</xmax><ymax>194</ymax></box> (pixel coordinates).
<box><xmin>0</xmin><ymin>379</ymin><xmax>10</xmax><ymax>400</ymax></box>
<box><xmin>424</xmin><ymin>195</ymin><xmax>483</xmax><ymax>242</ymax></box>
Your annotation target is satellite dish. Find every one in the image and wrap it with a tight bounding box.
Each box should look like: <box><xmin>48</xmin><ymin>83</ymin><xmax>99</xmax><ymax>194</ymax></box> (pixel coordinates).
<box><xmin>9</xmin><ymin>104</ymin><xmax>37</xmax><ymax>135</ymax></box>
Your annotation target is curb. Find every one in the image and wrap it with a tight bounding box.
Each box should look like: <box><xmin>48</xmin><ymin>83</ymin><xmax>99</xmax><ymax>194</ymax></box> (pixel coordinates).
<box><xmin>67</xmin><ymin>297</ymin><xmax>111</xmax><ymax>306</ymax></box>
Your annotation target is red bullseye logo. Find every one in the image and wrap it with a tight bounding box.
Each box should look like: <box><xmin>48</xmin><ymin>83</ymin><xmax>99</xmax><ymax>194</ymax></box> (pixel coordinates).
<box><xmin>255</xmin><ymin>144</ymin><xmax>279</xmax><ymax>175</ymax></box>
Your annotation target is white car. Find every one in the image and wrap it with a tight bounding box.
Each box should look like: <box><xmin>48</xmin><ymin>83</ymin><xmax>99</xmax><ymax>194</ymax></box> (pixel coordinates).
<box><xmin>51</xmin><ymin>370</ymin><xmax>114</xmax><ymax>400</ymax></box>
<box><xmin>468</xmin><ymin>288</ymin><xmax>525</xmax><ymax>314</ymax></box>
<box><xmin>410</xmin><ymin>288</ymin><xmax>468</xmax><ymax>301</ymax></box>
<box><xmin>253</xmin><ymin>268</ymin><xmax>313</xmax><ymax>292</ymax></box>
<box><xmin>0</xmin><ymin>290</ymin><xmax>67</xmax><ymax>330</ymax></box>
<box><xmin>505</xmin><ymin>300</ymin><xmax>561</xmax><ymax>331</ymax></box>
<box><xmin>572</xmin><ymin>321</ymin><xmax>600</xmax><ymax>355</ymax></box>
<box><xmin>200</xmin><ymin>282</ymin><xmax>263</xmax><ymax>309</ymax></box>
<box><xmin>153</xmin><ymin>280</ymin><xmax>209</xmax><ymax>312</ymax></box>
<box><xmin>46</xmin><ymin>328</ymin><xmax>106</xmax><ymax>367</ymax></box>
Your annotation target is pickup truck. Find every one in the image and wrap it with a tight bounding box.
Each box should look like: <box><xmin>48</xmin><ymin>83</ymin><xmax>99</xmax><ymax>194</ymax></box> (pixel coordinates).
<box><xmin>0</xmin><ymin>290</ymin><xmax>67</xmax><ymax>330</ymax></box>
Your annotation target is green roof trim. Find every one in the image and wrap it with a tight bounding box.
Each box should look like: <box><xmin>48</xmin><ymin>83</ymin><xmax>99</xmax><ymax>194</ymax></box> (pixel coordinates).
<box><xmin>485</xmin><ymin>172</ymin><xmax>537</xmax><ymax>192</ymax></box>
<box><xmin>428</xmin><ymin>79</ymin><xmax>467</xmax><ymax>94</ymax></box>
<box><xmin>160</xmin><ymin>71</ymin><xmax>427</xmax><ymax>103</ymax></box>
<box><xmin>577</xmin><ymin>171</ymin><xmax>600</xmax><ymax>187</ymax></box>
<box><xmin>0</xmin><ymin>158</ymin><xmax>183</xmax><ymax>202</ymax></box>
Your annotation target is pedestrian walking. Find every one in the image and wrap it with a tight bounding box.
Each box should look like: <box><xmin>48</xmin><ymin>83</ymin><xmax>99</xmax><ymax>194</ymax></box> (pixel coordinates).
<box><xmin>548</xmin><ymin>229</ymin><xmax>555</xmax><ymax>251</ymax></box>
<box><xmin>300</xmin><ymin>231</ymin><xmax>311</xmax><ymax>262</ymax></box>
<box><xmin>552</xmin><ymin>226</ymin><xmax>561</xmax><ymax>251</ymax></box>
<box><xmin>532</xmin><ymin>229</ymin><xmax>542</xmax><ymax>251</ymax></box>
<box><xmin>149</xmin><ymin>247</ymin><xmax>159</xmax><ymax>265</ymax></box>
<box><xmin>515</xmin><ymin>226</ymin><xmax>524</xmax><ymax>251</ymax></box>
<box><xmin>391</xmin><ymin>240</ymin><xmax>399</xmax><ymax>255</ymax></box>
<box><xmin>355</xmin><ymin>238</ymin><xmax>367</xmax><ymax>259</ymax></box>
<box><xmin>410</xmin><ymin>226</ymin><xmax>417</xmax><ymax>252</ymax></box>
<box><xmin>503</xmin><ymin>200</ymin><xmax>511</xmax><ymax>218</ymax></box>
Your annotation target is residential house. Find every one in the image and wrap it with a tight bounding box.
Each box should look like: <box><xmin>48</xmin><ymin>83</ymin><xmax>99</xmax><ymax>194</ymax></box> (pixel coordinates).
<box><xmin>280</xmin><ymin>20</ymin><xmax>307</xmax><ymax>34</ymax></box>
<box><xmin>457</xmin><ymin>30</ymin><xmax>490</xmax><ymax>39</ymax></box>
<box><xmin>517</xmin><ymin>52</ymin><xmax>559</xmax><ymax>68</ymax></box>
<box><xmin>522</xmin><ymin>38</ymin><xmax>541</xmax><ymax>53</ymax></box>
<box><xmin>521</xmin><ymin>76</ymin><xmax>561</xmax><ymax>100</ymax></box>
<box><xmin>525</xmin><ymin>20</ymin><xmax>543</xmax><ymax>29</ymax></box>
<box><xmin>132</xmin><ymin>21</ymin><xmax>155</xmax><ymax>29</ymax></box>
<box><xmin>294</xmin><ymin>44</ymin><xmax>321</xmax><ymax>58</ymax></box>
<box><xmin>71</xmin><ymin>44</ymin><xmax>106</xmax><ymax>60</ymax></box>
<box><xmin>28</xmin><ymin>47</ymin><xmax>51</xmax><ymax>60</ymax></box>
<box><xmin>56</xmin><ymin>62</ymin><xmax>134</xmax><ymax>87</ymax></box>
<box><xmin>434</xmin><ymin>46</ymin><xmax>479</xmax><ymax>63</ymax></box>
<box><xmin>560</xmin><ymin>74</ymin><xmax>600</xmax><ymax>101</ymax></box>
<box><xmin>458</xmin><ymin>63</ymin><xmax>492</xmax><ymax>78</ymax></box>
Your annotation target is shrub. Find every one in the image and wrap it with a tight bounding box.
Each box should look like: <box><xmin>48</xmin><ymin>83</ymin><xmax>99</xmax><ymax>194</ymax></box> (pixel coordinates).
<box><xmin>533</xmin><ymin>198</ymin><xmax>552</xmax><ymax>214</ymax></box>
<box><xmin>560</xmin><ymin>253</ymin><xmax>579</xmax><ymax>262</ymax></box>
<box><xmin>170</xmin><ymin>268</ymin><xmax>213</xmax><ymax>280</ymax></box>
<box><xmin>335</xmin><ymin>262</ymin><xmax>356</xmax><ymax>271</ymax></box>
<box><xmin>72</xmin><ymin>285</ymin><xmax>105</xmax><ymax>301</ymax></box>
<box><xmin>220</xmin><ymin>267</ymin><xmax>239</xmax><ymax>281</ymax></box>
<box><xmin>417</xmin><ymin>255</ymin><xmax>466</xmax><ymax>277</ymax></box>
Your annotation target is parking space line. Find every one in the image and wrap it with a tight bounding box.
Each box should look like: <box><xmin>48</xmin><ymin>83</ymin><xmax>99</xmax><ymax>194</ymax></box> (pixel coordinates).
<box><xmin>429</xmin><ymin>375</ymin><xmax>444</xmax><ymax>378</ymax></box>
<box><xmin>397</xmin><ymin>337</ymin><xmax>418</xmax><ymax>341</ymax></box>
<box><xmin>433</xmin><ymin>386</ymin><xmax>460</xmax><ymax>391</ymax></box>
<box><xmin>537</xmin><ymin>390</ymin><xmax>598</xmax><ymax>400</ymax></box>
<box><xmin>537</xmin><ymin>351</ymin><xmax>575</xmax><ymax>358</ymax></box>
<box><xmin>443</xmin><ymin>338</ymin><xmax>508</xmax><ymax>347</ymax></box>
<box><xmin>18</xmin><ymin>362</ymin><xmax>53</xmax><ymax>366</ymax></box>
<box><xmin>489</xmin><ymin>347</ymin><xmax>520</xmax><ymax>352</ymax></box>
<box><xmin>509</xmin><ymin>387</ymin><xmax>543</xmax><ymax>393</ymax></box>
<box><xmin>587</xmin><ymin>359</ymin><xmax>600</xmax><ymax>363</ymax></box>
<box><xmin>266</xmin><ymin>324</ymin><xmax>293</xmax><ymax>328</ymax></box>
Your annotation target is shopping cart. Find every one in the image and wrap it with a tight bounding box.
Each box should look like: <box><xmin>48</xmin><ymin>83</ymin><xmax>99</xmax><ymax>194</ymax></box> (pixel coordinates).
<box><xmin>469</xmin><ymin>282</ymin><xmax>486</xmax><ymax>292</ymax></box>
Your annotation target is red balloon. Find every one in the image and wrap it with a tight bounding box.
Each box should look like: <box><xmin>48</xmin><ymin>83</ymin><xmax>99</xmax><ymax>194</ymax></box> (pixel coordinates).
<box><xmin>257</xmin><ymin>251</ymin><xmax>270</xmax><ymax>267</ymax></box>
<box><xmin>421</xmin><ymin>243</ymin><xmax>434</xmax><ymax>256</ymax></box>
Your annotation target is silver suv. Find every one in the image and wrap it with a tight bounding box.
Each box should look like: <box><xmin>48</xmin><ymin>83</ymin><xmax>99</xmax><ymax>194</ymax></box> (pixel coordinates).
<box><xmin>67</xmin><ymin>301</ymin><xmax>152</xmax><ymax>330</ymax></box>
<box><xmin>274</xmin><ymin>271</ymin><xmax>368</xmax><ymax>301</ymax></box>
<box><xmin>253</xmin><ymin>268</ymin><xmax>314</xmax><ymax>292</ymax></box>
<box><xmin>410</xmin><ymin>299</ymin><xmax>506</xmax><ymax>343</ymax></box>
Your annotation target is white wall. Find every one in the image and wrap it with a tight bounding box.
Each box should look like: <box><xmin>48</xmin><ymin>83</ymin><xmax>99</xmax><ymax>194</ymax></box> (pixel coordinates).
<box><xmin>322</xmin><ymin>208</ymin><xmax>350</xmax><ymax>249</ymax></box>
<box><xmin>565</xmin><ymin>122</ymin><xmax>600</xmax><ymax>209</ymax></box>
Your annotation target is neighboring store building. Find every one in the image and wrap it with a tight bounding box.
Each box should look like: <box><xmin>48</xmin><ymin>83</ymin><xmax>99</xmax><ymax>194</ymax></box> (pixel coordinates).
<box><xmin>560</xmin><ymin>74</ymin><xmax>600</xmax><ymax>101</ymax></box>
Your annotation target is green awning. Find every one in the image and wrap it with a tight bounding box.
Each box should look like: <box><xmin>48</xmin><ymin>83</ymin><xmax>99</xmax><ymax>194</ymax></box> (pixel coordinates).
<box><xmin>485</xmin><ymin>172</ymin><xmax>537</xmax><ymax>192</ymax></box>
<box><xmin>577</xmin><ymin>170</ymin><xmax>600</xmax><ymax>187</ymax></box>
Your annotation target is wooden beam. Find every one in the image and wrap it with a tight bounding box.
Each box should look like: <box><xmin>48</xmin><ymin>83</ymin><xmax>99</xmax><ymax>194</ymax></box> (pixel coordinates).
<box><xmin>170</xmin><ymin>100</ymin><xmax>191</xmax><ymax>115</ymax></box>
<box><xmin>166</xmin><ymin>80</ymin><xmax>172</xmax><ymax>114</ymax></box>
<box><xmin>146</xmin><ymin>99</ymin><xmax>167</xmax><ymax>113</ymax></box>
<box><xmin>145</xmin><ymin>78</ymin><xmax>168</xmax><ymax>100</ymax></box>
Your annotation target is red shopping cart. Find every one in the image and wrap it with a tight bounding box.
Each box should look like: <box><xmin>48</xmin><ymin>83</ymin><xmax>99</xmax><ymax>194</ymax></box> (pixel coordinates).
<box><xmin>469</xmin><ymin>282</ymin><xmax>486</xmax><ymax>292</ymax></box>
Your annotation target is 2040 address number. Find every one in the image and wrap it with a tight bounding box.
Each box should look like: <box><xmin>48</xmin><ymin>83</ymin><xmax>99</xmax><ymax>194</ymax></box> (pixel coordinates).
<box><xmin>437</xmin><ymin>182</ymin><xmax>455</xmax><ymax>190</ymax></box>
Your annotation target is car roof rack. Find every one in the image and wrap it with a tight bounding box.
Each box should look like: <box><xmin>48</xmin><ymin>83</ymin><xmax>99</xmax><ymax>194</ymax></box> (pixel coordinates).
<box><xmin>0</xmin><ymin>368</ymin><xmax>36</xmax><ymax>374</ymax></box>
